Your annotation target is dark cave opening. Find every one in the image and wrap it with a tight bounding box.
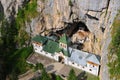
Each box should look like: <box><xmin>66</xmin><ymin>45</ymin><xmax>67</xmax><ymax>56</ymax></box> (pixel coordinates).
<box><xmin>54</xmin><ymin>21</ymin><xmax>90</xmax><ymax>38</ymax></box>
<box><xmin>69</xmin><ymin>21</ymin><xmax>89</xmax><ymax>37</ymax></box>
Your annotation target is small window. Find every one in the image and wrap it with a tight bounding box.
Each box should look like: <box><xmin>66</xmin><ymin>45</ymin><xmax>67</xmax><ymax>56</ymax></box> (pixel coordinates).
<box><xmin>89</xmin><ymin>69</ymin><xmax>92</xmax><ymax>71</ymax></box>
<box><xmin>72</xmin><ymin>62</ymin><xmax>74</xmax><ymax>64</ymax></box>
<box><xmin>82</xmin><ymin>66</ymin><xmax>84</xmax><ymax>68</ymax></box>
<box><xmin>93</xmin><ymin>65</ymin><xmax>94</xmax><ymax>67</ymax></box>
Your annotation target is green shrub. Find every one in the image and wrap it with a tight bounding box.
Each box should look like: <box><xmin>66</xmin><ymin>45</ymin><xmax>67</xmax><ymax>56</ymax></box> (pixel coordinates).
<box><xmin>35</xmin><ymin>63</ymin><xmax>44</xmax><ymax>70</ymax></box>
<box><xmin>67</xmin><ymin>69</ymin><xmax>77</xmax><ymax>80</ymax></box>
<box><xmin>69</xmin><ymin>0</ymin><xmax>73</xmax><ymax>6</ymax></box>
<box><xmin>56</xmin><ymin>75</ymin><xmax>63</xmax><ymax>80</ymax></box>
<box><xmin>15</xmin><ymin>0</ymin><xmax>38</xmax><ymax>46</ymax></box>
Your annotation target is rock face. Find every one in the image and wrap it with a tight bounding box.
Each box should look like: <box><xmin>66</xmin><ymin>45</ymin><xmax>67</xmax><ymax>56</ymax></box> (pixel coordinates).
<box><xmin>36</xmin><ymin>0</ymin><xmax>108</xmax><ymax>36</ymax></box>
<box><xmin>0</xmin><ymin>0</ymin><xmax>25</xmax><ymax>20</ymax></box>
<box><xmin>0</xmin><ymin>0</ymin><xmax>120</xmax><ymax>80</ymax></box>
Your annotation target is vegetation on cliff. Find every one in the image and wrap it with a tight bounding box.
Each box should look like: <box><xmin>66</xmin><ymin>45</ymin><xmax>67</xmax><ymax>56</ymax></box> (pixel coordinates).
<box><xmin>16</xmin><ymin>0</ymin><xmax>38</xmax><ymax>46</ymax></box>
<box><xmin>0</xmin><ymin>0</ymin><xmax>38</xmax><ymax>79</ymax></box>
<box><xmin>108</xmin><ymin>11</ymin><xmax>120</xmax><ymax>79</ymax></box>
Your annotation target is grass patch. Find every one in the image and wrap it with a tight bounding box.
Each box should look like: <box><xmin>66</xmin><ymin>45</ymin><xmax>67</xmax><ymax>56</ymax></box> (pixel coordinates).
<box><xmin>108</xmin><ymin>11</ymin><xmax>120</xmax><ymax>79</ymax></box>
<box><xmin>87</xmin><ymin>74</ymin><xmax>99</xmax><ymax>80</ymax></box>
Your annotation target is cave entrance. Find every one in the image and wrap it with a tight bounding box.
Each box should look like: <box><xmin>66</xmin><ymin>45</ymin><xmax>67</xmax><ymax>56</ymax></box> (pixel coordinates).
<box><xmin>66</xmin><ymin>21</ymin><xmax>90</xmax><ymax>37</ymax></box>
<box><xmin>77</xmin><ymin>22</ymin><xmax>89</xmax><ymax>31</ymax></box>
<box><xmin>55</xmin><ymin>21</ymin><xmax>90</xmax><ymax>42</ymax></box>
<box><xmin>67</xmin><ymin>21</ymin><xmax>91</xmax><ymax>50</ymax></box>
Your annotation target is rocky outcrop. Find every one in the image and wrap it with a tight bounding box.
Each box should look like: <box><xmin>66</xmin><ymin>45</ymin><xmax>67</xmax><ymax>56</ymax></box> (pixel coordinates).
<box><xmin>0</xmin><ymin>0</ymin><xmax>25</xmax><ymax>21</ymax></box>
<box><xmin>34</xmin><ymin>0</ymin><xmax>108</xmax><ymax>37</ymax></box>
<box><xmin>0</xmin><ymin>0</ymin><xmax>118</xmax><ymax>39</ymax></box>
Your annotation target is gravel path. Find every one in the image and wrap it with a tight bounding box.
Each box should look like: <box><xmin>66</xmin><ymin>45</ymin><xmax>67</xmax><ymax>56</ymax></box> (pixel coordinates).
<box><xmin>101</xmin><ymin>31</ymin><xmax>111</xmax><ymax>80</ymax></box>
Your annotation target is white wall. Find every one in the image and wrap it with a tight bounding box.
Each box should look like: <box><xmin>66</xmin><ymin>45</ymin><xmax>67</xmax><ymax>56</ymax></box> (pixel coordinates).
<box><xmin>33</xmin><ymin>43</ymin><xmax>43</xmax><ymax>54</ymax></box>
<box><xmin>64</xmin><ymin>56</ymin><xmax>68</xmax><ymax>64</ymax></box>
<box><xmin>67</xmin><ymin>60</ymin><xmax>99</xmax><ymax>76</ymax></box>
<box><xmin>54</xmin><ymin>53</ymin><xmax>59</xmax><ymax>61</ymax></box>
<box><xmin>86</xmin><ymin>63</ymin><xmax>99</xmax><ymax>76</ymax></box>
<box><xmin>32</xmin><ymin>42</ymin><xmax>99</xmax><ymax>76</ymax></box>
<box><xmin>33</xmin><ymin>43</ymin><xmax>59</xmax><ymax>61</ymax></box>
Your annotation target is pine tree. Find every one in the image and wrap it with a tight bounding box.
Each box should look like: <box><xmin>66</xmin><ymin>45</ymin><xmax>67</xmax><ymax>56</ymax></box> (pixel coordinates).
<box><xmin>67</xmin><ymin>69</ymin><xmax>77</xmax><ymax>80</ymax></box>
<box><xmin>41</xmin><ymin>69</ymin><xmax>51</xmax><ymax>80</ymax></box>
<box><xmin>56</xmin><ymin>75</ymin><xmax>63</xmax><ymax>80</ymax></box>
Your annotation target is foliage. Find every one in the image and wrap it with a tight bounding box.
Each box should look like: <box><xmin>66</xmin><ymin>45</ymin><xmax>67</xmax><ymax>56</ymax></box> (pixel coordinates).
<box><xmin>0</xmin><ymin>18</ymin><xmax>18</xmax><ymax>79</ymax></box>
<box><xmin>0</xmin><ymin>12</ymin><xmax>4</xmax><ymax>21</ymax></box>
<box><xmin>16</xmin><ymin>0</ymin><xmax>38</xmax><ymax>26</ymax></box>
<box><xmin>41</xmin><ymin>69</ymin><xmax>51</xmax><ymax>80</ymax></box>
<box><xmin>108</xmin><ymin>11</ymin><xmax>120</xmax><ymax>79</ymax></box>
<box><xmin>67</xmin><ymin>69</ymin><xmax>77</xmax><ymax>80</ymax></box>
<box><xmin>0</xmin><ymin>19</ymin><xmax>33</xmax><ymax>79</ymax></box>
<box><xmin>7</xmin><ymin>47</ymin><xmax>33</xmax><ymax>79</ymax></box>
<box><xmin>15</xmin><ymin>0</ymin><xmax>38</xmax><ymax>46</ymax></box>
<box><xmin>69</xmin><ymin>0</ymin><xmax>73</xmax><ymax>6</ymax></box>
<box><xmin>24</xmin><ymin>0</ymin><xmax>38</xmax><ymax>20</ymax></box>
<box><xmin>56</xmin><ymin>75</ymin><xmax>63</xmax><ymax>80</ymax></box>
<box><xmin>35</xmin><ymin>63</ymin><xmax>44</xmax><ymax>70</ymax></box>
<box><xmin>0</xmin><ymin>0</ymin><xmax>38</xmax><ymax>79</ymax></box>
<box><xmin>0</xmin><ymin>19</ymin><xmax>18</xmax><ymax>56</ymax></box>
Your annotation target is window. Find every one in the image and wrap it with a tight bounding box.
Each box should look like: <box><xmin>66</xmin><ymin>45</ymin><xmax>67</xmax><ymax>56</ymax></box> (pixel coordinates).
<box><xmin>82</xmin><ymin>66</ymin><xmax>84</xmax><ymax>68</ymax></box>
<box><xmin>72</xmin><ymin>62</ymin><xmax>74</xmax><ymax>64</ymax></box>
<box><xmin>93</xmin><ymin>65</ymin><xmax>94</xmax><ymax>67</ymax></box>
<box><xmin>89</xmin><ymin>69</ymin><xmax>92</xmax><ymax>71</ymax></box>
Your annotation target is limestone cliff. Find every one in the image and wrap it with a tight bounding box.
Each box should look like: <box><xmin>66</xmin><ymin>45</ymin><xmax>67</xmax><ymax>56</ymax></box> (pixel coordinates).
<box><xmin>0</xmin><ymin>0</ymin><xmax>120</xmax><ymax>80</ymax></box>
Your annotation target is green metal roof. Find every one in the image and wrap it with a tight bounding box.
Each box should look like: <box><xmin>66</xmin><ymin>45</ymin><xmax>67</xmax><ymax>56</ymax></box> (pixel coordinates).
<box><xmin>62</xmin><ymin>49</ymin><xmax>70</xmax><ymax>57</ymax></box>
<box><xmin>43</xmin><ymin>40</ymin><xmax>60</xmax><ymax>54</ymax></box>
<box><xmin>59</xmin><ymin>34</ymin><xmax>68</xmax><ymax>44</ymax></box>
<box><xmin>32</xmin><ymin>35</ymin><xmax>48</xmax><ymax>44</ymax></box>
